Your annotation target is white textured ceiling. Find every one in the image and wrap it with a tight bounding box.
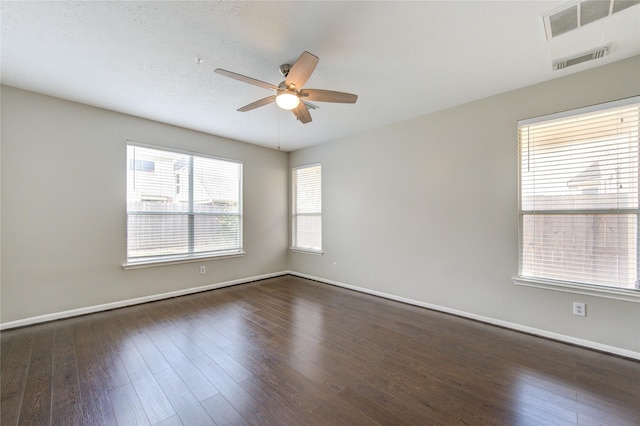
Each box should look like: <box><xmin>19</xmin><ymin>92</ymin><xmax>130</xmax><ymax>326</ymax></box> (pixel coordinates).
<box><xmin>2</xmin><ymin>1</ymin><xmax>639</xmax><ymax>151</ymax></box>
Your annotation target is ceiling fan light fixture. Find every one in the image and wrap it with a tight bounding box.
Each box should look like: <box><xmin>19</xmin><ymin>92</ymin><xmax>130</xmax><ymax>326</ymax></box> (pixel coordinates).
<box><xmin>276</xmin><ymin>92</ymin><xmax>300</xmax><ymax>110</ymax></box>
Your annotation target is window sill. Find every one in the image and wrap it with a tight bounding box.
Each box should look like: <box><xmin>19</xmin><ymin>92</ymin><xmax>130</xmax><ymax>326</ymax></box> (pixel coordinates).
<box><xmin>289</xmin><ymin>247</ymin><xmax>324</xmax><ymax>255</ymax></box>
<box><xmin>122</xmin><ymin>251</ymin><xmax>245</xmax><ymax>270</ymax></box>
<box><xmin>513</xmin><ymin>277</ymin><xmax>640</xmax><ymax>303</ymax></box>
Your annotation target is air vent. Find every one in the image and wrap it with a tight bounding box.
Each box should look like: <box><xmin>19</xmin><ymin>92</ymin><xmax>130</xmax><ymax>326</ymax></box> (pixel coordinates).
<box><xmin>552</xmin><ymin>44</ymin><xmax>611</xmax><ymax>70</ymax></box>
<box><xmin>544</xmin><ymin>0</ymin><xmax>640</xmax><ymax>39</ymax></box>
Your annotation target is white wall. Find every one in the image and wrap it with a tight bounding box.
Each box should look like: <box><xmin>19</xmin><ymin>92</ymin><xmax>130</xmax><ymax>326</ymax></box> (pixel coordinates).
<box><xmin>289</xmin><ymin>56</ymin><xmax>640</xmax><ymax>356</ymax></box>
<box><xmin>1</xmin><ymin>86</ymin><xmax>289</xmax><ymax>324</ymax></box>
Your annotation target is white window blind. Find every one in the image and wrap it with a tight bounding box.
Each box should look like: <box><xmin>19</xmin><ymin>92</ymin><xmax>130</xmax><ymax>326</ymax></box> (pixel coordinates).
<box><xmin>518</xmin><ymin>97</ymin><xmax>639</xmax><ymax>290</ymax></box>
<box><xmin>292</xmin><ymin>164</ymin><xmax>322</xmax><ymax>252</ymax></box>
<box><xmin>127</xmin><ymin>143</ymin><xmax>242</xmax><ymax>263</ymax></box>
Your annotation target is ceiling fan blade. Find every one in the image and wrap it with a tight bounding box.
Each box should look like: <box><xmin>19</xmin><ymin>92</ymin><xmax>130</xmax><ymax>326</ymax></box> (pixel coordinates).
<box><xmin>237</xmin><ymin>95</ymin><xmax>276</xmax><ymax>112</ymax></box>
<box><xmin>214</xmin><ymin>68</ymin><xmax>278</xmax><ymax>91</ymax></box>
<box><xmin>303</xmin><ymin>100</ymin><xmax>319</xmax><ymax>110</ymax></box>
<box><xmin>300</xmin><ymin>89</ymin><xmax>358</xmax><ymax>103</ymax></box>
<box><xmin>285</xmin><ymin>51</ymin><xmax>319</xmax><ymax>89</ymax></box>
<box><xmin>292</xmin><ymin>102</ymin><xmax>312</xmax><ymax>124</ymax></box>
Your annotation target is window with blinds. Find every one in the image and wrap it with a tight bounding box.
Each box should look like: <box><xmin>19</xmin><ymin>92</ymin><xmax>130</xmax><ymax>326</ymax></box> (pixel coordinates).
<box><xmin>292</xmin><ymin>164</ymin><xmax>322</xmax><ymax>252</ymax></box>
<box><xmin>518</xmin><ymin>97</ymin><xmax>639</xmax><ymax>290</ymax></box>
<box><xmin>126</xmin><ymin>143</ymin><xmax>242</xmax><ymax>263</ymax></box>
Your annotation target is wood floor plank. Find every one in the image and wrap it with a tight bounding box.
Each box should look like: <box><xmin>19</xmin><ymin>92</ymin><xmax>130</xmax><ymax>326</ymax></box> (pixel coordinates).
<box><xmin>126</xmin><ymin>330</ymin><xmax>172</xmax><ymax>374</ymax></box>
<box><xmin>576</xmin><ymin>391</ymin><xmax>640</xmax><ymax>424</ymax></box>
<box><xmin>238</xmin><ymin>375</ymin><xmax>320</xmax><ymax>425</ymax></box>
<box><xmin>171</xmin><ymin>323</ymin><xmax>256</xmax><ymax>384</ymax></box>
<box><xmin>220</xmin><ymin>343</ymin><xmax>321</xmax><ymax>416</ymax></box>
<box><xmin>73</xmin><ymin>321</ymin><xmax>117</xmax><ymax>425</ymax></box>
<box><xmin>1</xmin><ymin>276</ymin><xmax>639</xmax><ymax>426</ymax></box>
<box><xmin>1</xmin><ymin>330</ymin><xmax>34</xmax><ymax>426</ymax></box>
<box><xmin>158</xmin><ymin>324</ymin><xmax>205</xmax><ymax>360</ymax></box>
<box><xmin>0</xmin><ymin>334</ymin><xmax>14</xmax><ymax>375</ymax></box>
<box><xmin>50</xmin><ymin>326</ymin><xmax>83</xmax><ymax>426</ymax></box>
<box><xmin>108</xmin><ymin>383</ymin><xmax>150</xmax><ymax>426</ymax></box>
<box><xmin>287</xmin><ymin>340</ymin><xmax>428</xmax><ymax>422</ymax></box>
<box><xmin>101</xmin><ymin>310</ymin><xmax>138</xmax><ymax>353</ymax></box>
<box><xmin>200</xmin><ymin>393</ymin><xmax>247</xmax><ymax>426</ymax></box>
<box><xmin>214</xmin><ymin>335</ymin><xmax>327</xmax><ymax>422</ymax></box>
<box><xmin>577</xmin><ymin>411</ymin><xmax>640</xmax><ymax>426</ymax></box>
<box><xmin>1</xmin><ymin>330</ymin><xmax>35</xmax><ymax>426</ymax></box>
<box><xmin>181</xmin><ymin>316</ymin><xmax>234</xmax><ymax>349</ymax></box>
<box><xmin>225</xmin><ymin>288</ymin><xmax>325</xmax><ymax>345</ymax></box>
<box><xmin>153</xmin><ymin>367</ymin><xmax>215</xmax><ymax>425</ymax></box>
<box><xmin>456</xmin><ymin>378</ymin><xmax>578</xmax><ymax>426</ymax></box>
<box><xmin>153</xmin><ymin>414</ymin><xmax>184</xmax><ymax>426</ymax></box>
<box><xmin>336</xmin><ymin>386</ymin><xmax>405</xmax><ymax>425</ymax></box>
<box><xmin>17</xmin><ymin>328</ymin><xmax>53</xmax><ymax>426</ymax></box>
<box><xmin>191</xmin><ymin>354</ymin><xmax>275</xmax><ymax>426</ymax></box>
<box><xmin>88</xmin><ymin>317</ymin><xmax>131</xmax><ymax>390</ymax></box>
<box><xmin>146</xmin><ymin>328</ymin><xmax>218</xmax><ymax>402</ymax></box>
<box><xmin>118</xmin><ymin>348</ymin><xmax>175</xmax><ymax>424</ymax></box>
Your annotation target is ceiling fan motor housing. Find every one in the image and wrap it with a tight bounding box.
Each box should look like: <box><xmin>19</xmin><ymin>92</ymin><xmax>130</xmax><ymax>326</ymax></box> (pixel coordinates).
<box><xmin>279</xmin><ymin>64</ymin><xmax>291</xmax><ymax>77</ymax></box>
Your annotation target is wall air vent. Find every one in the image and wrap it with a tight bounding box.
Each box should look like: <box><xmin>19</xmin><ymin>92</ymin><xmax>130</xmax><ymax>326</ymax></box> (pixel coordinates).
<box><xmin>544</xmin><ymin>0</ymin><xmax>640</xmax><ymax>39</ymax></box>
<box><xmin>552</xmin><ymin>44</ymin><xmax>611</xmax><ymax>70</ymax></box>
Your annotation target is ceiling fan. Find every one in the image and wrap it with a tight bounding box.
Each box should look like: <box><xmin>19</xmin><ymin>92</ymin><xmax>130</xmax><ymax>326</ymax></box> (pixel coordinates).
<box><xmin>214</xmin><ymin>51</ymin><xmax>357</xmax><ymax>124</ymax></box>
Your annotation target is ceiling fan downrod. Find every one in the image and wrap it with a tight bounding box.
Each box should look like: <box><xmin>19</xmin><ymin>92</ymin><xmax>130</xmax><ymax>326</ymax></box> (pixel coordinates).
<box><xmin>279</xmin><ymin>63</ymin><xmax>291</xmax><ymax>77</ymax></box>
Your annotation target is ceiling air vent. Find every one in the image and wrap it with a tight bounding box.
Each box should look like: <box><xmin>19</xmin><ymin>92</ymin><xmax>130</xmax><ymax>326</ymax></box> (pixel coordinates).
<box><xmin>544</xmin><ymin>0</ymin><xmax>640</xmax><ymax>39</ymax></box>
<box><xmin>553</xmin><ymin>44</ymin><xmax>611</xmax><ymax>70</ymax></box>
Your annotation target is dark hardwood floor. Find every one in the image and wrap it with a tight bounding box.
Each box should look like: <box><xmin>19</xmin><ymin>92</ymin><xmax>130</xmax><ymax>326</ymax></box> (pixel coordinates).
<box><xmin>2</xmin><ymin>275</ymin><xmax>639</xmax><ymax>425</ymax></box>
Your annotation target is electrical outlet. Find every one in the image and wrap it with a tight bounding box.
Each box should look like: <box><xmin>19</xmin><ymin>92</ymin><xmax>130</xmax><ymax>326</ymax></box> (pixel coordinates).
<box><xmin>332</xmin><ymin>262</ymin><xmax>338</xmax><ymax>270</ymax></box>
<box><xmin>200</xmin><ymin>266</ymin><xmax>206</xmax><ymax>274</ymax></box>
<box><xmin>573</xmin><ymin>302</ymin><xmax>586</xmax><ymax>317</ymax></box>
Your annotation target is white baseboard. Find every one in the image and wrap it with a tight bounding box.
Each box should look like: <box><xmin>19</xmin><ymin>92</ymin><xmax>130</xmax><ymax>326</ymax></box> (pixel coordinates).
<box><xmin>288</xmin><ymin>271</ymin><xmax>640</xmax><ymax>361</ymax></box>
<box><xmin>0</xmin><ymin>271</ymin><xmax>288</xmax><ymax>331</ymax></box>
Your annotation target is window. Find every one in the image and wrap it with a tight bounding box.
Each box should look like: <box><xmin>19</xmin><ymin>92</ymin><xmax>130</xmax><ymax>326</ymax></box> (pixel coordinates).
<box><xmin>129</xmin><ymin>159</ymin><xmax>155</xmax><ymax>172</ymax></box>
<box><xmin>518</xmin><ymin>97</ymin><xmax>639</xmax><ymax>292</ymax></box>
<box><xmin>292</xmin><ymin>164</ymin><xmax>322</xmax><ymax>253</ymax></box>
<box><xmin>126</xmin><ymin>143</ymin><xmax>242</xmax><ymax>265</ymax></box>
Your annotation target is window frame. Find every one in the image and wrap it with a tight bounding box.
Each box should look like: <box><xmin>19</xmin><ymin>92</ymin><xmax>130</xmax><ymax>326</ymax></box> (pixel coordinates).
<box><xmin>291</xmin><ymin>163</ymin><xmax>323</xmax><ymax>255</ymax></box>
<box><xmin>514</xmin><ymin>97</ymin><xmax>640</xmax><ymax>302</ymax></box>
<box><xmin>123</xmin><ymin>141</ymin><xmax>244</xmax><ymax>269</ymax></box>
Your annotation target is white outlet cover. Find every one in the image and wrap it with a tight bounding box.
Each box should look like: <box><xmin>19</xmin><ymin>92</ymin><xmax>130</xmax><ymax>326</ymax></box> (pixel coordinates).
<box><xmin>573</xmin><ymin>302</ymin><xmax>586</xmax><ymax>316</ymax></box>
